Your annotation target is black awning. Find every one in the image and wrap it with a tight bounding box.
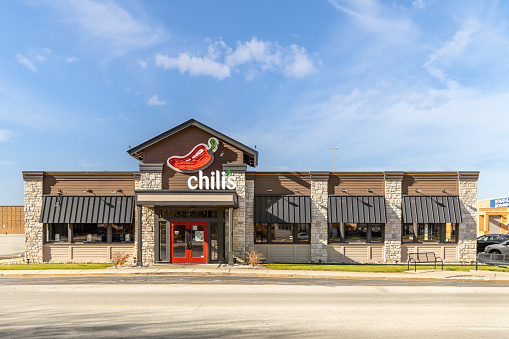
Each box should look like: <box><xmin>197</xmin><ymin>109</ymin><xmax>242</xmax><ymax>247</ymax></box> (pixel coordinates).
<box><xmin>40</xmin><ymin>195</ymin><xmax>134</xmax><ymax>224</ymax></box>
<box><xmin>328</xmin><ymin>195</ymin><xmax>387</xmax><ymax>224</ymax></box>
<box><xmin>255</xmin><ymin>195</ymin><xmax>311</xmax><ymax>223</ymax></box>
<box><xmin>402</xmin><ymin>195</ymin><xmax>462</xmax><ymax>223</ymax></box>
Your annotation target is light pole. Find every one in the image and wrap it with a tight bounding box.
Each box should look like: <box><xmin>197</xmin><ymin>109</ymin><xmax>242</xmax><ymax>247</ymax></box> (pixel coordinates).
<box><xmin>328</xmin><ymin>146</ymin><xmax>339</xmax><ymax>172</ymax></box>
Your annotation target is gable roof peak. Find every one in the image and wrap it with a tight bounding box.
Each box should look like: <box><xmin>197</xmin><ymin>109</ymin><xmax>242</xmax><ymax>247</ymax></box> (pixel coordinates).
<box><xmin>127</xmin><ymin>118</ymin><xmax>258</xmax><ymax>167</ymax></box>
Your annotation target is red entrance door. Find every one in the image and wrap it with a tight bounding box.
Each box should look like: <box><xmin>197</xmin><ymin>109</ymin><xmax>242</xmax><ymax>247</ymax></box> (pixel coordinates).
<box><xmin>171</xmin><ymin>221</ymin><xmax>207</xmax><ymax>263</ymax></box>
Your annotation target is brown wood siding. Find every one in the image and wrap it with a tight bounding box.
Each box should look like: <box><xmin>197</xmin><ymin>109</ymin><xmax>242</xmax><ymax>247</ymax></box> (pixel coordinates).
<box><xmin>328</xmin><ymin>244</ymin><xmax>384</xmax><ymax>263</ymax></box>
<box><xmin>254</xmin><ymin>244</ymin><xmax>310</xmax><ymax>262</ymax></box>
<box><xmin>141</xmin><ymin>126</ymin><xmax>244</xmax><ymax>190</ymax></box>
<box><xmin>402</xmin><ymin>177</ymin><xmax>458</xmax><ymax>195</ymax></box>
<box><xmin>43</xmin><ymin>243</ymin><xmax>135</xmax><ymax>263</ymax></box>
<box><xmin>254</xmin><ymin>177</ymin><xmax>311</xmax><ymax>195</ymax></box>
<box><xmin>0</xmin><ymin>206</ymin><xmax>24</xmax><ymax>234</ymax></box>
<box><xmin>43</xmin><ymin>178</ymin><xmax>135</xmax><ymax>195</ymax></box>
<box><xmin>401</xmin><ymin>243</ymin><xmax>458</xmax><ymax>263</ymax></box>
<box><xmin>329</xmin><ymin>177</ymin><xmax>385</xmax><ymax>195</ymax></box>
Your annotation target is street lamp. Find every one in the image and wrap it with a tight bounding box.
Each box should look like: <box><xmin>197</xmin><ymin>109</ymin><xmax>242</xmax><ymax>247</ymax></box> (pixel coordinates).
<box><xmin>328</xmin><ymin>146</ymin><xmax>340</xmax><ymax>171</ymax></box>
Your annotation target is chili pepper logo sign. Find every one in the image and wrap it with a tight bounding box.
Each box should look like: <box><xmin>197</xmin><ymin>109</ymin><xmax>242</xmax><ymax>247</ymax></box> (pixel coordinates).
<box><xmin>167</xmin><ymin>137</ymin><xmax>219</xmax><ymax>173</ymax></box>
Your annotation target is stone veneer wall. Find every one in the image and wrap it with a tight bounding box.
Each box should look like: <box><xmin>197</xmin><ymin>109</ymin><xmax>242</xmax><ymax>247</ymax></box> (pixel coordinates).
<box><xmin>135</xmin><ymin>171</ymin><xmax>162</xmax><ymax>266</ymax></box>
<box><xmin>24</xmin><ymin>179</ymin><xmax>44</xmax><ymax>263</ymax></box>
<box><xmin>310</xmin><ymin>178</ymin><xmax>328</xmax><ymax>263</ymax></box>
<box><xmin>231</xmin><ymin>172</ymin><xmax>247</xmax><ymax>260</ymax></box>
<box><xmin>458</xmin><ymin>179</ymin><xmax>478</xmax><ymax>263</ymax></box>
<box><xmin>384</xmin><ymin>179</ymin><xmax>402</xmax><ymax>263</ymax></box>
<box><xmin>245</xmin><ymin>180</ymin><xmax>255</xmax><ymax>254</ymax></box>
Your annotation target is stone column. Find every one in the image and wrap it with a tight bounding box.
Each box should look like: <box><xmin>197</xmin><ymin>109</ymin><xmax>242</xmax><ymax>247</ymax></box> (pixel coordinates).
<box><xmin>223</xmin><ymin>164</ymin><xmax>247</xmax><ymax>261</ymax></box>
<box><xmin>310</xmin><ymin>173</ymin><xmax>328</xmax><ymax>263</ymax></box>
<box><xmin>135</xmin><ymin>164</ymin><xmax>163</xmax><ymax>266</ymax></box>
<box><xmin>384</xmin><ymin>172</ymin><xmax>403</xmax><ymax>263</ymax></box>
<box><xmin>23</xmin><ymin>172</ymin><xmax>44</xmax><ymax>263</ymax></box>
<box><xmin>245</xmin><ymin>178</ymin><xmax>255</xmax><ymax>254</ymax></box>
<box><xmin>458</xmin><ymin>172</ymin><xmax>479</xmax><ymax>263</ymax></box>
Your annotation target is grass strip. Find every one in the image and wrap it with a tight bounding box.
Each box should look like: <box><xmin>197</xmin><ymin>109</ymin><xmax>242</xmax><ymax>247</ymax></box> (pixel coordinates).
<box><xmin>0</xmin><ymin>263</ymin><xmax>113</xmax><ymax>270</ymax></box>
<box><xmin>266</xmin><ymin>263</ymin><xmax>509</xmax><ymax>273</ymax></box>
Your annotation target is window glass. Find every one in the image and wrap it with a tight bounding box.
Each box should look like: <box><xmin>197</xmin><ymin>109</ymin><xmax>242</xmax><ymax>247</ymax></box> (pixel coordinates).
<box><xmin>110</xmin><ymin>223</ymin><xmax>134</xmax><ymax>242</ymax></box>
<box><xmin>296</xmin><ymin>223</ymin><xmax>310</xmax><ymax>243</ymax></box>
<box><xmin>271</xmin><ymin>223</ymin><xmax>294</xmax><ymax>243</ymax></box>
<box><xmin>344</xmin><ymin>223</ymin><xmax>367</xmax><ymax>243</ymax></box>
<box><xmin>73</xmin><ymin>223</ymin><xmax>106</xmax><ymax>243</ymax></box>
<box><xmin>477</xmin><ymin>235</ymin><xmax>487</xmax><ymax>241</ymax></box>
<box><xmin>402</xmin><ymin>224</ymin><xmax>414</xmax><ymax>243</ymax></box>
<box><xmin>255</xmin><ymin>223</ymin><xmax>268</xmax><ymax>243</ymax></box>
<box><xmin>444</xmin><ymin>223</ymin><xmax>457</xmax><ymax>243</ymax></box>
<box><xmin>329</xmin><ymin>223</ymin><xmax>341</xmax><ymax>243</ymax></box>
<box><xmin>370</xmin><ymin>224</ymin><xmax>384</xmax><ymax>243</ymax></box>
<box><xmin>46</xmin><ymin>223</ymin><xmax>68</xmax><ymax>243</ymax></box>
<box><xmin>418</xmin><ymin>223</ymin><xmax>440</xmax><ymax>242</ymax></box>
<box><xmin>210</xmin><ymin>221</ymin><xmax>218</xmax><ymax>261</ymax></box>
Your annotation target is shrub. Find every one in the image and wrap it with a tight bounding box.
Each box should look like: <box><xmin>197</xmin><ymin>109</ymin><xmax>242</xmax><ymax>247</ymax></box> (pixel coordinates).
<box><xmin>246</xmin><ymin>250</ymin><xmax>263</xmax><ymax>267</ymax></box>
<box><xmin>111</xmin><ymin>252</ymin><xmax>130</xmax><ymax>268</ymax></box>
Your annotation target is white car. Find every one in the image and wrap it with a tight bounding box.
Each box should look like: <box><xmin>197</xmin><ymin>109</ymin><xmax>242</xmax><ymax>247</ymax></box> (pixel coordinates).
<box><xmin>484</xmin><ymin>240</ymin><xmax>509</xmax><ymax>255</ymax></box>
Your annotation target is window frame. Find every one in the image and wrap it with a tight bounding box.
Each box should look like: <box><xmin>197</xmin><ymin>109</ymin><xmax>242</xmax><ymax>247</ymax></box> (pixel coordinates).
<box><xmin>402</xmin><ymin>223</ymin><xmax>458</xmax><ymax>244</ymax></box>
<box><xmin>44</xmin><ymin>223</ymin><xmax>134</xmax><ymax>244</ymax></box>
<box><xmin>254</xmin><ymin>222</ymin><xmax>311</xmax><ymax>244</ymax></box>
<box><xmin>328</xmin><ymin>223</ymin><xmax>385</xmax><ymax>244</ymax></box>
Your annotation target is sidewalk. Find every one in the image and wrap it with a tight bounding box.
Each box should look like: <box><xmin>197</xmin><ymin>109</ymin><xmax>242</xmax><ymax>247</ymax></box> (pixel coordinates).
<box><xmin>2</xmin><ymin>263</ymin><xmax>509</xmax><ymax>283</ymax></box>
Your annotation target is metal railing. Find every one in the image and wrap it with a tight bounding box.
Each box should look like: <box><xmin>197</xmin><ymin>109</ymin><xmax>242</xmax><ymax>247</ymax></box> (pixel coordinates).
<box><xmin>476</xmin><ymin>253</ymin><xmax>509</xmax><ymax>269</ymax></box>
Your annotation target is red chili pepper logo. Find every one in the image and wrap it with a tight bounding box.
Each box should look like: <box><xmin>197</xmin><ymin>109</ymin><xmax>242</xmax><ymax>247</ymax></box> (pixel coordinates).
<box><xmin>167</xmin><ymin>137</ymin><xmax>219</xmax><ymax>173</ymax></box>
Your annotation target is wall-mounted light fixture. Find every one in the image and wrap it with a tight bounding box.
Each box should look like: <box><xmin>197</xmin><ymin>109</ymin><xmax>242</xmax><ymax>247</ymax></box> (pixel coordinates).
<box><xmin>367</xmin><ymin>189</ymin><xmax>374</xmax><ymax>193</ymax></box>
<box><xmin>83</xmin><ymin>189</ymin><xmax>93</xmax><ymax>193</ymax></box>
<box><xmin>294</xmin><ymin>189</ymin><xmax>299</xmax><ymax>193</ymax></box>
<box><xmin>112</xmin><ymin>189</ymin><xmax>123</xmax><ymax>194</ymax></box>
<box><xmin>341</xmin><ymin>189</ymin><xmax>348</xmax><ymax>193</ymax></box>
<box><xmin>442</xmin><ymin>189</ymin><xmax>449</xmax><ymax>193</ymax></box>
<box><xmin>415</xmin><ymin>189</ymin><xmax>422</xmax><ymax>193</ymax></box>
<box><xmin>57</xmin><ymin>189</ymin><xmax>63</xmax><ymax>194</ymax></box>
<box><xmin>267</xmin><ymin>189</ymin><xmax>272</xmax><ymax>192</ymax></box>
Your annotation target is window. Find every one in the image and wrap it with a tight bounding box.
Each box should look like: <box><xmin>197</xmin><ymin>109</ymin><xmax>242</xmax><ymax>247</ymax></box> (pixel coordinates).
<box><xmin>45</xmin><ymin>223</ymin><xmax>134</xmax><ymax>243</ymax></box>
<box><xmin>255</xmin><ymin>223</ymin><xmax>310</xmax><ymax>244</ymax></box>
<box><xmin>402</xmin><ymin>223</ymin><xmax>458</xmax><ymax>243</ymax></box>
<box><xmin>45</xmin><ymin>223</ymin><xmax>68</xmax><ymax>243</ymax></box>
<box><xmin>329</xmin><ymin>223</ymin><xmax>384</xmax><ymax>243</ymax></box>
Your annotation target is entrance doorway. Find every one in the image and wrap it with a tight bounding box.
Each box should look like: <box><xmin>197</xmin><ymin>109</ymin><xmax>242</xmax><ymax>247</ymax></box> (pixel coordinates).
<box><xmin>170</xmin><ymin>221</ymin><xmax>207</xmax><ymax>263</ymax></box>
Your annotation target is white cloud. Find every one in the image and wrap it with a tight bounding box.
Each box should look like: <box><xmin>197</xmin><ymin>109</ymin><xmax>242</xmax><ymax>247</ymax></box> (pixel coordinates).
<box><xmin>48</xmin><ymin>0</ymin><xmax>168</xmax><ymax>59</ymax></box>
<box><xmin>0</xmin><ymin>130</ymin><xmax>11</xmax><ymax>142</ymax></box>
<box><xmin>328</xmin><ymin>0</ymin><xmax>416</xmax><ymax>45</ymax></box>
<box><xmin>15</xmin><ymin>54</ymin><xmax>37</xmax><ymax>72</ymax></box>
<box><xmin>283</xmin><ymin>45</ymin><xmax>317</xmax><ymax>78</ymax></box>
<box><xmin>146</xmin><ymin>95</ymin><xmax>166</xmax><ymax>106</ymax></box>
<box><xmin>412</xmin><ymin>0</ymin><xmax>425</xmax><ymax>10</ymax></box>
<box><xmin>66</xmin><ymin>56</ymin><xmax>78</xmax><ymax>64</ymax></box>
<box><xmin>155</xmin><ymin>53</ymin><xmax>231</xmax><ymax>80</ymax></box>
<box><xmin>136</xmin><ymin>58</ymin><xmax>148</xmax><ymax>68</ymax></box>
<box><xmin>0</xmin><ymin>160</ymin><xmax>16</xmax><ymax>165</ymax></box>
<box><xmin>423</xmin><ymin>21</ymin><xmax>480</xmax><ymax>89</ymax></box>
<box><xmin>155</xmin><ymin>37</ymin><xmax>319</xmax><ymax>80</ymax></box>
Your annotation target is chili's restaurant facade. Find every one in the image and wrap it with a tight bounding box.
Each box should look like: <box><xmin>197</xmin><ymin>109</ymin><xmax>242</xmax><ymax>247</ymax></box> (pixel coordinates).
<box><xmin>23</xmin><ymin>119</ymin><xmax>479</xmax><ymax>265</ymax></box>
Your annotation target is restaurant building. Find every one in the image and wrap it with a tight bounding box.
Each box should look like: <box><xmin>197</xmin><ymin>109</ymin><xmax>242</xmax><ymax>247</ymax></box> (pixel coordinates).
<box><xmin>477</xmin><ymin>197</ymin><xmax>509</xmax><ymax>236</ymax></box>
<box><xmin>23</xmin><ymin>119</ymin><xmax>479</xmax><ymax>265</ymax></box>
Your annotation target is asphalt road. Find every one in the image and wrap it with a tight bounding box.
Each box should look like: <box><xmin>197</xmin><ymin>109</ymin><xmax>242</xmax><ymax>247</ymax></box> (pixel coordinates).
<box><xmin>1</xmin><ymin>276</ymin><xmax>508</xmax><ymax>338</ymax></box>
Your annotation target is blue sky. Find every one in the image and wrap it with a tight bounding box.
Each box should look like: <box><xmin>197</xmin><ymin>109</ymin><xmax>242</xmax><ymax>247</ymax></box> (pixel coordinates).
<box><xmin>1</xmin><ymin>0</ymin><xmax>509</xmax><ymax>205</ymax></box>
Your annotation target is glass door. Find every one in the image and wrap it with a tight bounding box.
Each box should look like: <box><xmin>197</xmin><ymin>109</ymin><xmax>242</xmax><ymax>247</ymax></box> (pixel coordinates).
<box><xmin>170</xmin><ymin>221</ymin><xmax>207</xmax><ymax>263</ymax></box>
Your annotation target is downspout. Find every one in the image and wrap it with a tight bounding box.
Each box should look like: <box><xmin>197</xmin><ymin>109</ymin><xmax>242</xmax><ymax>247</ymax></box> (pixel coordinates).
<box><xmin>228</xmin><ymin>207</ymin><xmax>233</xmax><ymax>265</ymax></box>
<box><xmin>137</xmin><ymin>205</ymin><xmax>143</xmax><ymax>266</ymax></box>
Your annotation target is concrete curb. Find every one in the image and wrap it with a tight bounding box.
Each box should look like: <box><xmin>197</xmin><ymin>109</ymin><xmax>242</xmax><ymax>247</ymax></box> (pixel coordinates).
<box><xmin>1</xmin><ymin>269</ymin><xmax>509</xmax><ymax>283</ymax></box>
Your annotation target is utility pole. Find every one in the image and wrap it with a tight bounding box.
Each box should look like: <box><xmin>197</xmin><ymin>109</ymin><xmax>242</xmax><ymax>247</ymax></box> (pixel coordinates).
<box><xmin>328</xmin><ymin>146</ymin><xmax>340</xmax><ymax>172</ymax></box>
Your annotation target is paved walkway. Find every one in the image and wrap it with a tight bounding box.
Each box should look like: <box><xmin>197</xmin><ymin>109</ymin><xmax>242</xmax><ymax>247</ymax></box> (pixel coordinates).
<box><xmin>1</xmin><ymin>263</ymin><xmax>509</xmax><ymax>283</ymax></box>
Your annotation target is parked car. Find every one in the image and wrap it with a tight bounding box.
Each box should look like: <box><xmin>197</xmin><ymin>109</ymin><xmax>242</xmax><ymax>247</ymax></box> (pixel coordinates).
<box><xmin>485</xmin><ymin>240</ymin><xmax>509</xmax><ymax>255</ymax></box>
<box><xmin>477</xmin><ymin>234</ymin><xmax>509</xmax><ymax>253</ymax></box>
